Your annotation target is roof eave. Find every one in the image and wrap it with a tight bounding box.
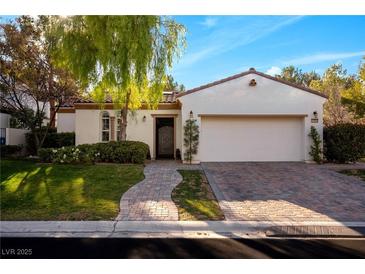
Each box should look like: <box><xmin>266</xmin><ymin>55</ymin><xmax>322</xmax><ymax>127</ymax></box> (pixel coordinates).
<box><xmin>176</xmin><ymin>70</ymin><xmax>328</xmax><ymax>99</ymax></box>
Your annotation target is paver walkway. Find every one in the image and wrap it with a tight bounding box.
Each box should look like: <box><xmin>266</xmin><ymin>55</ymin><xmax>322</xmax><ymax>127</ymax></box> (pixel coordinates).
<box><xmin>116</xmin><ymin>161</ymin><xmax>201</xmax><ymax>221</ymax></box>
<box><xmin>202</xmin><ymin>162</ymin><xmax>365</xmax><ymax>222</ymax></box>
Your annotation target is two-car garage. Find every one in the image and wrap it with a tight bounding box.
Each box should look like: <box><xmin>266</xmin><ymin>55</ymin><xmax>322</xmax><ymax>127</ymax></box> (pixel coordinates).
<box><xmin>177</xmin><ymin>69</ymin><xmax>327</xmax><ymax>163</ymax></box>
<box><xmin>200</xmin><ymin>115</ymin><xmax>305</xmax><ymax>162</ymax></box>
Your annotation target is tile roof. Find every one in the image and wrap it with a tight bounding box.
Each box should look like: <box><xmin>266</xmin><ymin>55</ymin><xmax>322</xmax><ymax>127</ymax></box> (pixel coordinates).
<box><xmin>57</xmin><ymin>96</ymin><xmax>83</xmax><ymax>107</ymax></box>
<box><xmin>59</xmin><ymin>91</ymin><xmax>178</xmax><ymax>107</ymax></box>
<box><xmin>160</xmin><ymin>91</ymin><xmax>177</xmax><ymax>103</ymax></box>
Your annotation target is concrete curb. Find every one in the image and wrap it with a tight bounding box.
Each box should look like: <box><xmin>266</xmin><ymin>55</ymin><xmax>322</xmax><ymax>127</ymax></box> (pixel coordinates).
<box><xmin>1</xmin><ymin>221</ymin><xmax>365</xmax><ymax>238</ymax></box>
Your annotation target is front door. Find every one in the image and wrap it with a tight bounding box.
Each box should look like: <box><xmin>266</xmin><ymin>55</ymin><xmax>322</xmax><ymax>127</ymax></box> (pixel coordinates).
<box><xmin>156</xmin><ymin>117</ymin><xmax>174</xmax><ymax>159</ymax></box>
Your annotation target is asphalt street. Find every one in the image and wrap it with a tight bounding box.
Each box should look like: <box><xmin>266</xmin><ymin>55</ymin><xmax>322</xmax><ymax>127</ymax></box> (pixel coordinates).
<box><xmin>1</xmin><ymin>237</ymin><xmax>365</xmax><ymax>258</ymax></box>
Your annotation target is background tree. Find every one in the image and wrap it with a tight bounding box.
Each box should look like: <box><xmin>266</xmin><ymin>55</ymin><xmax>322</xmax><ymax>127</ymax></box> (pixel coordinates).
<box><xmin>164</xmin><ymin>75</ymin><xmax>185</xmax><ymax>92</ymax></box>
<box><xmin>0</xmin><ymin>16</ymin><xmax>79</xmax><ymax>152</ymax></box>
<box><xmin>48</xmin><ymin>16</ymin><xmax>186</xmax><ymax>141</ymax></box>
<box><xmin>183</xmin><ymin>118</ymin><xmax>199</xmax><ymax>164</ymax></box>
<box><xmin>341</xmin><ymin>59</ymin><xmax>365</xmax><ymax>119</ymax></box>
<box><xmin>310</xmin><ymin>64</ymin><xmax>360</xmax><ymax>125</ymax></box>
<box><xmin>277</xmin><ymin>61</ymin><xmax>365</xmax><ymax>125</ymax></box>
<box><xmin>277</xmin><ymin>66</ymin><xmax>320</xmax><ymax>87</ymax></box>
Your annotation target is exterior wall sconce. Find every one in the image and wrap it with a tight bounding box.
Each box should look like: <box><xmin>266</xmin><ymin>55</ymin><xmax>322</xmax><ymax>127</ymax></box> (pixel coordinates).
<box><xmin>189</xmin><ymin>110</ymin><xmax>194</xmax><ymax>119</ymax></box>
<box><xmin>249</xmin><ymin>79</ymin><xmax>257</xmax><ymax>86</ymax></box>
<box><xmin>142</xmin><ymin>115</ymin><xmax>146</xmax><ymax>122</ymax></box>
<box><xmin>311</xmin><ymin>111</ymin><xmax>319</xmax><ymax>123</ymax></box>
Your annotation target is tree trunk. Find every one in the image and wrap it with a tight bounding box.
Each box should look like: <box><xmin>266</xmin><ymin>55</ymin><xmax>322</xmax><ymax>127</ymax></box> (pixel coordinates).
<box><xmin>49</xmin><ymin>99</ymin><xmax>56</xmax><ymax>128</ymax></box>
<box><xmin>119</xmin><ymin>91</ymin><xmax>131</xmax><ymax>141</ymax></box>
<box><xmin>49</xmin><ymin>66</ymin><xmax>56</xmax><ymax>128</ymax></box>
<box><xmin>33</xmin><ymin>131</ymin><xmax>40</xmax><ymax>156</ymax></box>
<box><xmin>189</xmin><ymin>121</ymin><xmax>192</xmax><ymax>164</ymax></box>
<box><xmin>120</xmin><ymin>108</ymin><xmax>127</xmax><ymax>141</ymax></box>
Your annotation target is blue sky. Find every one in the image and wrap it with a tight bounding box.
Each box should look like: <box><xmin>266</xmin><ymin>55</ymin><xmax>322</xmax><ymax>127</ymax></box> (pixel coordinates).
<box><xmin>1</xmin><ymin>15</ymin><xmax>364</xmax><ymax>89</ymax></box>
<box><xmin>171</xmin><ymin>16</ymin><xmax>365</xmax><ymax>89</ymax></box>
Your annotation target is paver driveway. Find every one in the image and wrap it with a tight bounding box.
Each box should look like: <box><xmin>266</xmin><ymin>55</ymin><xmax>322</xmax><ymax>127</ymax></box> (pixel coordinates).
<box><xmin>202</xmin><ymin>162</ymin><xmax>365</xmax><ymax>222</ymax></box>
<box><xmin>117</xmin><ymin>161</ymin><xmax>201</xmax><ymax>221</ymax></box>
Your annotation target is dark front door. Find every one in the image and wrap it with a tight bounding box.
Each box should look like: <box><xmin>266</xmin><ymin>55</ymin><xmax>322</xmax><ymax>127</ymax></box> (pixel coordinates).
<box><xmin>156</xmin><ymin>118</ymin><xmax>174</xmax><ymax>159</ymax></box>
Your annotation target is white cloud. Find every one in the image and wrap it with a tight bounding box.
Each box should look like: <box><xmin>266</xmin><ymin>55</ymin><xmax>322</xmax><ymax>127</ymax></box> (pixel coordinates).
<box><xmin>199</xmin><ymin>17</ymin><xmax>218</xmax><ymax>28</ymax></box>
<box><xmin>266</xmin><ymin>66</ymin><xmax>282</xmax><ymax>76</ymax></box>
<box><xmin>282</xmin><ymin>51</ymin><xmax>365</xmax><ymax>66</ymax></box>
<box><xmin>179</xmin><ymin>16</ymin><xmax>304</xmax><ymax>68</ymax></box>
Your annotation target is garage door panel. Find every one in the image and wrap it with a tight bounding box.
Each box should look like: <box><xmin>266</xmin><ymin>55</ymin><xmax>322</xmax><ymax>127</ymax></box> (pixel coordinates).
<box><xmin>200</xmin><ymin>117</ymin><xmax>304</xmax><ymax>162</ymax></box>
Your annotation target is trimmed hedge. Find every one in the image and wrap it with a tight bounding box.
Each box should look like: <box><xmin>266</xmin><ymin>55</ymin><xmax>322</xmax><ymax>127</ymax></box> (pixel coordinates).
<box><xmin>38</xmin><ymin>141</ymin><xmax>150</xmax><ymax>164</ymax></box>
<box><xmin>43</xmin><ymin>132</ymin><xmax>75</xmax><ymax>148</ymax></box>
<box><xmin>324</xmin><ymin>123</ymin><xmax>365</xmax><ymax>163</ymax></box>
<box><xmin>0</xmin><ymin>145</ymin><xmax>22</xmax><ymax>156</ymax></box>
<box><xmin>26</xmin><ymin>129</ymin><xmax>75</xmax><ymax>155</ymax></box>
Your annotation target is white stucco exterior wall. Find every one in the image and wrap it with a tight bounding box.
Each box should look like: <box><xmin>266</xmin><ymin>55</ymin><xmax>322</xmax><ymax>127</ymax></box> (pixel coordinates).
<box><xmin>57</xmin><ymin>113</ymin><xmax>75</xmax><ymax>133</ymax></box>
<box><xmin>75</xmin><ymin>108</ymin><xmax>182</xmax><ymax>158</ymax></box>
<box><xmin>178</xmin><ymin>73</ymin><xmax>326</xmax><ymax>162</ymax></box>
<box><xmin>0</xmin><ymin>113</ymin><xmax>11</xmax><ymax>128</ymax></box>
<box><xmin>126</xmin><ymin>109</ymin><xmax>182</xmax><ymax>159</ymax></box>
<box><xmin>75</xmin><ymin>109</ymin><xmax>102</xmax><ymax>145</ymax></box>
<box><xmin>5</xmin><ymin>128</ymin><xmax>29</xmax><ymax>146</ymax></box>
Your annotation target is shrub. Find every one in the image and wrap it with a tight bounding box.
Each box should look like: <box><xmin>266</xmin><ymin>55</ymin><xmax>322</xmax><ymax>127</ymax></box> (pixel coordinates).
<box><xmin>26</xmin><ymin>128</ymin><xmax>75</xmax><ymax>155</ymax></box>
<box><xmin>25</xmin><ymin>127</ymin><xmax>56</xmax><ymax>155</ymax></box>
<box><xmin>38</xmin><ymin>141</ymin><xmax>149</xmax><ymax>164</ymax></box>
<box><xmin>183</xmin><ymin>119</ymin><xmax>199</xmax><ymax>164</ymax></box>
<box><xmin>93</xmin><ymin>141</ymin><xmax>149</xmax><ymax>164</ymax></box>
<box><xmin>43</xmin><ymin>132</ymin><xmax>75</xmax><ymax>148</ymax></box>
<box><xmin>129</xmin><ymin>141</ymin><xmax>150</xmax><ymax>164</ymax></box>
<box><xmin>38</xmin><ymin>148</ymin><xmax>54</xmax><ymax>162</ymax></box>
<box><xmin>308</xmin><ymin>126</ymin><xmax>323</xmax><ymax>164</ymax></box>
<box><xmin>324</xmin><ymin>123</ymin><xmax>365</xmax><ymax>163</ymax></box>
<box><xmin>0</xmin><ymin>145</ymin><xmax>22</xmax><ymax>156</ymax></box>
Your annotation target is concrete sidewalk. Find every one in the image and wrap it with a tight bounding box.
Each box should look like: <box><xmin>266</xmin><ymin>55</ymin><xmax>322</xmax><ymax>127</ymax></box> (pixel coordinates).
<box><xmin>1</xmin><ymin>220</ymin><xmax>365</xmax><ymax>238</ymax></box>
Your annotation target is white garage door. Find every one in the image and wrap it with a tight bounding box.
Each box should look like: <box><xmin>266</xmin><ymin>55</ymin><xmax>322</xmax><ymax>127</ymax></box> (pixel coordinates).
<box><xmin>200</xmin><ymin>116</ymin><xmax>304</xmax><ymax>162</ymax></box>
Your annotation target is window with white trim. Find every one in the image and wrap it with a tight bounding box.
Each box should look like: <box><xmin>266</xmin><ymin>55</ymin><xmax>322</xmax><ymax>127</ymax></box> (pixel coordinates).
<box><xmin>116</xmin><ymin>113</ymin><xmax>121</xmax><ymax>141</ymax></box>
<box><xmin>101</xmin><ymin>111</ymin><xmax>110</xmax><ymax>142</ymax></box>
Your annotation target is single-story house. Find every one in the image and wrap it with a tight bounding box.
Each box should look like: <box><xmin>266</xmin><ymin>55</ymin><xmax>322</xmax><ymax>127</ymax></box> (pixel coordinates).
<box><xmin>57</xmin><ymin>68</ymin><xmax>327</xmax><ymax>163</ymax></box>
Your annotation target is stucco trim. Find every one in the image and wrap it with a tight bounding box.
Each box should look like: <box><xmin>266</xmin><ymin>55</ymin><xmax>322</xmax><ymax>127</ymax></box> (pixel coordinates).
<box><xmin>110</xmin><ymin>116</ymin><xmax>115</xmax><ymax>141</ymax></box>
<box><xmin>141</xmin><ymin>103</ymin><xmax>181</xmax><ymax>110</ymax></box>
<box><xmin>74</xmin><ymin>103</ymin><xmax>181</xmax><ymax>110</ymax></box>
<box><xmin>58</xmin><ymin>108</ymin><xmax>75</xmax><ymax>113</ymax></box>
<box><xmin>151</xmin><ymin>114</ymin><xmax>179</xmax><ymax>117</ymax></box>
<box><xmin>197</xmin><ymin>114</ymin><xmax>308</xmax><ymax>118</ymax></box>
<box><xmin>176</xmin><ymin>69</ymin><xmax>328</xmax><ymax>99</ymax></box>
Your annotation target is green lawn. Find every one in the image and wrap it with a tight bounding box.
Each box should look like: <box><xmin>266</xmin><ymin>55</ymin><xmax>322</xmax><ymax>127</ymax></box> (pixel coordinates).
<box><xmin>339</xmin><ymin>169</ymin><xmax>365</xmax><ymax>181</ymax></box>
<box><xmin>172</xmin><ymin>170</ymin><xmax>224</xmax><ymax>221</ymax></box>
<box><xmin>0</xmin><ymin>160</ymin><xmax>144</xmax><ymax>220</ymax></box>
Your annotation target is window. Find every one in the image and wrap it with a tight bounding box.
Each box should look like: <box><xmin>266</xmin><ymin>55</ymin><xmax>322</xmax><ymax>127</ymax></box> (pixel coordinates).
<box><xmin>101</xmin><ymin>111</ymin><xmax>110</xmax><ymax>142</ymax></box>
<box><xmin>116</xmin><ymin>114</ymin><xmax>121</xmax><ymax>141</ymax></box>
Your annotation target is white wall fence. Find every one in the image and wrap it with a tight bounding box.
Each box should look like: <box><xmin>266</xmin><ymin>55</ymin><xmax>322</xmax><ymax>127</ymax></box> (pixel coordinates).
<box><xmin>0</xmin><ymin>128</ymin><xmax>29</xmax><ymax>146</ymax></box>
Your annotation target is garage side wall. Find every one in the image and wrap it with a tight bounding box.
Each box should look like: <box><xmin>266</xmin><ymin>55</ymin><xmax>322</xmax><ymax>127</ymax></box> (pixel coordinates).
<box><xmin>179</xmin><ymin>74</ymin><xmax>326</xmax><ymax>162</ymax></box>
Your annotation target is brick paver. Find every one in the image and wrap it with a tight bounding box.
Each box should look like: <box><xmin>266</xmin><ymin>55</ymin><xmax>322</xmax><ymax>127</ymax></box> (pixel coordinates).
<box><xmin>116</xmin><ymin>161</ymin><xmax>201</xmax><ymax>221</ymax></box>
<box><xmin>202</xmin><ymin>162</ymin><xmax>365</xmax><ymax>222</ymax></box>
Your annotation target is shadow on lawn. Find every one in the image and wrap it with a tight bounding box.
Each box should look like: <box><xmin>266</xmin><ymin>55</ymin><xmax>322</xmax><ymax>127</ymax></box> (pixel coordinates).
<box><xmin>0</xmin><ymin>160</ymin><xmax>144</xmax><ymax>220</ymax></box>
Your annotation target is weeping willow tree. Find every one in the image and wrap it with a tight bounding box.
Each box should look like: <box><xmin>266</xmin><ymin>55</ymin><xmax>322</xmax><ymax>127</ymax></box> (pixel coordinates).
<box><xmin>47</xmin><ymin>16</ymin><xmax>186</xmax><ymax>140</ymax></box>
